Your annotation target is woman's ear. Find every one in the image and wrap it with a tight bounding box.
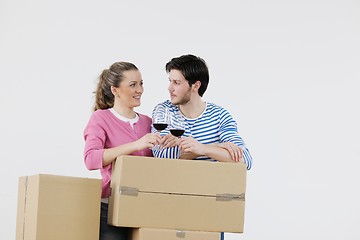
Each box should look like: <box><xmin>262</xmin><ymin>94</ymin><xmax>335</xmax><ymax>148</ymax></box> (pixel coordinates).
<box><xmin>110</xmin><ymin>86</ymin><xmax>117</xmax><ymax>96</ymax></box>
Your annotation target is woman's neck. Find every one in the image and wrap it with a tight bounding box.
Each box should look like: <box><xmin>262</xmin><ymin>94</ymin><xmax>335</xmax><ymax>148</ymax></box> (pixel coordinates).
<box><xmin>112</xmin><ymin>105</ymin><xmax>136</xmax><ymax>119</ymax></box>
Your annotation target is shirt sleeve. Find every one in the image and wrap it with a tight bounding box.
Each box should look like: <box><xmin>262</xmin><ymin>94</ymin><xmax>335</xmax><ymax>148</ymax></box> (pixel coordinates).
<box><xmin>219</xmin><ymin>109</ymin><xmax>253</xmax><ymax>170</ymax></box>
<box><xmin>152</xmin><ymin>141</ymin><xmax>179</xmax><ymax>159</ymax></box>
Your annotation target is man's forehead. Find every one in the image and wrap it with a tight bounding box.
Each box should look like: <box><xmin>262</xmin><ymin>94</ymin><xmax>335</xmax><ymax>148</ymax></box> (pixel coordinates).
<box><xmin>169</xmin><ymin>69</ymin><xmax>186</xmax><ymax>81</ymax></box>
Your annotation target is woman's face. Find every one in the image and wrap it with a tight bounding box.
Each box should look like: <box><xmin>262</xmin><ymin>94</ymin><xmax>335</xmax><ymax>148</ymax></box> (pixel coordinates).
<box><xmin>114</xmin><ymin>70</ymin><xmax>144</xmax><ymax>108</ymax></box>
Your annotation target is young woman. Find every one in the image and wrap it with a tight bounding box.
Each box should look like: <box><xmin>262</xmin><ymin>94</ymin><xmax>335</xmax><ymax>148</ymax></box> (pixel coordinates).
<box><xmin>83</xmin><ymin>61</ymin><xmax>160</xmax><ymax>240</ymax></box>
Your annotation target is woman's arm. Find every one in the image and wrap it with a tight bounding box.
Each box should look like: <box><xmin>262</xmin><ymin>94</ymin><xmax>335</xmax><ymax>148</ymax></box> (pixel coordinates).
<box><xmin>102</xmin><ymin>133</ymin><xmax>160</xmax><ymax>166</ymax></box>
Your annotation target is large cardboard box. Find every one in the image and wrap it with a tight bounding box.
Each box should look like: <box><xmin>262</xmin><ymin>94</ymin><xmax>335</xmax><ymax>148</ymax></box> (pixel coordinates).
<box><xmin>108</xmin><ymin>155</ymin><xmax>247</xmax><ymax>233</ymax></box>
<box><xmin>131</xmin><ymin>228</ymin><xmax>221</xmax><ymax>240</ymax></box>
<box><xmin>16</xmin><ymin>174</ymin><xmax>101</xmax><ymax>240</ymax></box>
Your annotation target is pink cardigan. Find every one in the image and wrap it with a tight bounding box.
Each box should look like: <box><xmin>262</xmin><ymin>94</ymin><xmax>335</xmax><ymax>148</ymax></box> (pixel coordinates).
<box><xmin>83</xmin><ymin>109</ymin><xmax>153</xmax><ymax>198</ymax></box>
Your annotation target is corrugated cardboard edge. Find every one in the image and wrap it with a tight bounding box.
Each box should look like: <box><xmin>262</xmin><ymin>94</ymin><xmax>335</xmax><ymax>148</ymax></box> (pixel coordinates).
<box><xmin>15</xmin><ymin>176</ymin><xmax>27</xmax><ymax>240</ymax></box>
<box><xmin>108</xmin><ymin>159</ymin><xmax>124</xmax><ymax>224</ymax></box>
<box><xmin>16</xmin><ymin>175</ymin><xmax>42</xmax><ymax>240</ymax></box>
<box><xmin>131</xmin><ymin>228</ymin><xmax>221</xmax><ymax>240</ymax></box>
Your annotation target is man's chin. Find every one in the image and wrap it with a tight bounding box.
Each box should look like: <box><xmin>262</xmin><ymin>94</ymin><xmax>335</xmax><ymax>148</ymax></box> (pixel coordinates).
<box><xmin>170</xmin><ymin>98</ymin><xmax>178</xmax><ymax>105</ymax></box>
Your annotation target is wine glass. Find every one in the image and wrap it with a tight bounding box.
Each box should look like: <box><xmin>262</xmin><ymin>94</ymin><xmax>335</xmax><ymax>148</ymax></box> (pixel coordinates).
<box><xmin>152</xmin><ymin>104</ymin><xmax>169</xmax><ymax>150</ymax></box>
<box><xmin>169</xmin><ymin>111</ymin><xmax>185</xmax><ymax>157</ymax></box>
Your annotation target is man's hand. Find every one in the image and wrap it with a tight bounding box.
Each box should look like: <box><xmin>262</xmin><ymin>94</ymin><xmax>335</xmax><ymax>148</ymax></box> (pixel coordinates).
<box><xmin>217</xmin><ymin>142</ymin><xmax>243</xmax><ymax>162</ymax></box>
<box><xmin>159</xmin><ymin>134</ymin><xmax>179</xmax><ymax>148</ymax></box>
<box><xmin>179</xmin><ymin>136</ymin><xmax>206</xmax><ymax>155</ymax></box>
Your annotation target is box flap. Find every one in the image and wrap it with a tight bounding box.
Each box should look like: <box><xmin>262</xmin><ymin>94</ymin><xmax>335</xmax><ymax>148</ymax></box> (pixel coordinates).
<box><xmin>112</xmin><ymin>155</ymin><xmax>246</xmax><ymax>197</ymax></box>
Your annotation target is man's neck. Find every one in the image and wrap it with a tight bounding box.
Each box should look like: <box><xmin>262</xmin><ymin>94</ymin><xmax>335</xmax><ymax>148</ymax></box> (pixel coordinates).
<box><xmin>179</xmin><ymin>97</ymin><xmax>206</xmax><ymax>119</ymax></box>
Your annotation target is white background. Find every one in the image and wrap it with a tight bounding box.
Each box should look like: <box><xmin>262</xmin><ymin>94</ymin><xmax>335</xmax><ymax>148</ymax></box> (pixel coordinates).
<box><xmin>1</xmin><ymin>0</ymin><xmax>359</xmax><ymax>239</ymax></box>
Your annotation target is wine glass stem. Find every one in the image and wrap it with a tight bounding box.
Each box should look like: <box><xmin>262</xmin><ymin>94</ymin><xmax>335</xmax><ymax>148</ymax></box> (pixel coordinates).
<box><xmin>154</xmin><ymin>130</ymin><xmax>161</xmax><ymax>150</ymax></box>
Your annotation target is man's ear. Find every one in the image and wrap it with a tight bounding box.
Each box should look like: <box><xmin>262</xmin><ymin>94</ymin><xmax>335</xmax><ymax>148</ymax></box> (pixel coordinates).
<box><xmin>192</xmin><ymin>80</ymin><xmax>201</xmax><ymax>92</ymax></box>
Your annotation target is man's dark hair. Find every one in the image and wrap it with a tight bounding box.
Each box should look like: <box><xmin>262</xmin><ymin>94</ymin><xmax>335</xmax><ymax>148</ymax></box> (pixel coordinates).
<box><xmin>165</xmin><ymin>54</ymin><xmax>209</xmax><ymax>97</ymax></box>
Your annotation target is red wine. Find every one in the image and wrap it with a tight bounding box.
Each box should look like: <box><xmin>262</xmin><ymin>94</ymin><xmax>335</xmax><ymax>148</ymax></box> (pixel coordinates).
<box><xmin>170</xmin><ymin>129</ymin><xmax>185</xmax><ymax>137</ymax></box>
<box><xmin>153</xmin><ymin>123</ymin><xmax>168</xmax><ymax>131</ymax></box>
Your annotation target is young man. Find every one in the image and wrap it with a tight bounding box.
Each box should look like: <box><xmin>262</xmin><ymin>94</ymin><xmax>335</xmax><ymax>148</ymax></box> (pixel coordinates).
<box><xmin>152</xmin><ymin>54</ymin><xmax>252</xmax><ymax>170</ymax></box>
<box><xmin>152</xmin><ymin>54</ymin><xmax>252</xmax><ymax>240</ymax></box>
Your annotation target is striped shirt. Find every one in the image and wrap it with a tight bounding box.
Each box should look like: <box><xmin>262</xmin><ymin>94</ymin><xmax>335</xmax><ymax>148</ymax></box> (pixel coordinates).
<box><xmin>151</xmin><ymin>100</ymin><xmax>252</xmax><ymax>170</ymax></box>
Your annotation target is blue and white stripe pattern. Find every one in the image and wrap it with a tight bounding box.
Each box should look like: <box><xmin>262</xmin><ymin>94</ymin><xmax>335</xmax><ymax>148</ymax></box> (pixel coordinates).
<box><xmin>151</xmin><ymin>100</ymin><xmax>252</xmax><ymax>170</ymax></box>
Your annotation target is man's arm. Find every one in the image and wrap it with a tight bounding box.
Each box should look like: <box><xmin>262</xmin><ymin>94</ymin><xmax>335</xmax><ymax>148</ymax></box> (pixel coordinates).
<box><xmin>218</xmin><ymin>108</ymin><xmax>252</xmax><ymax>169</ymax></box>
<box><xmin>179</xmin><ymin>137</ymin><xmax>241</xmax><ymax>163</ymax></box>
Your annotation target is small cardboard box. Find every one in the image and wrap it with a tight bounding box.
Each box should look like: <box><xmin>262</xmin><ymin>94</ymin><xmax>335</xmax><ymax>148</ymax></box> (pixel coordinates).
<box><xmin>16</xmin><ymin>174</ymin><xmax>101</xmax><ymax>240</ymax></box>
<box><xmin>108</xmin><ymin>155</ymin><xmax>246</xmax><ymax>233</ymax></box>
<box><xmin>131</xmin><ymin>228</ymin><xmax>221</xmax><ymax>240</ymax></box>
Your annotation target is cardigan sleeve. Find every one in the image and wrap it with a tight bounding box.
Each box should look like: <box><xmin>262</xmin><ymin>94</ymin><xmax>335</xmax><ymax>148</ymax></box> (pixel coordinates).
<box><xmin>83</xmin><ymin>113</ymin><xmax>106</xmax><ymax>170</ymax></box>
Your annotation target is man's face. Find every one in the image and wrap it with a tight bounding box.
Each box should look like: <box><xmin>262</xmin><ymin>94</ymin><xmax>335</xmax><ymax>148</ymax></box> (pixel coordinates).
<box><xmin>167</xmin><ymin>69</ymin><xmax>192</xmax><ymax>105</ymax></box>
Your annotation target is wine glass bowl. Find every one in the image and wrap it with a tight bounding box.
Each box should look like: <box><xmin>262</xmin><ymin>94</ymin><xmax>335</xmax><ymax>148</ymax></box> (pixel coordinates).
<box><xmin>152</xmin><ymin>104</ymin><xmax>169</xmax><ymax>150</ymax></box>
<box><xmin>153</xmin><ymin>123</ymin><xmax>168</xmax><ymax>132</ymax></box>
<box><xmin>169</xmin><ymin>112</ymin><xmax>185</xmax><ymax>138</ymax></box>
<box><xmin>169</xmin><ymin>110</ymin><xmax>186</xmax><ymax>157</ymax></box>
<box><xmin>170</xmin><ymin>129</ymin><xmax>185</xmax><ymax>137</ymax></box>
<box><xmin>152</xmin><ymin>104</ymin><xmax>169</xmax><ymax>131</ymax></box>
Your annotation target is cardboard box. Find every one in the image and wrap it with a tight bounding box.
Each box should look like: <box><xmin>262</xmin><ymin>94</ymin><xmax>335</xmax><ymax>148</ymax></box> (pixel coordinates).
<box><xmin>108</xmin><ymin>155</ymin><xmax>246</xmax><ymax>233</ymax></box>
<box><xmin>16</xmin><ymin>174</ymin><xmax>101</xmax><ymax>240</ymax></box>
<box><xmin>131</xmin><ymin>228</ymin><xmax>221</xmax><ymax>240</ymax></box>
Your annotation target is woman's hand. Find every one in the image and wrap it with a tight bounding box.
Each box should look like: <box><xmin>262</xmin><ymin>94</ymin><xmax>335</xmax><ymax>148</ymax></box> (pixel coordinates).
<box><xmin>136</xmin><ymin>133</ymin><xmax>161</xmax><ymax>149</ymax></box>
